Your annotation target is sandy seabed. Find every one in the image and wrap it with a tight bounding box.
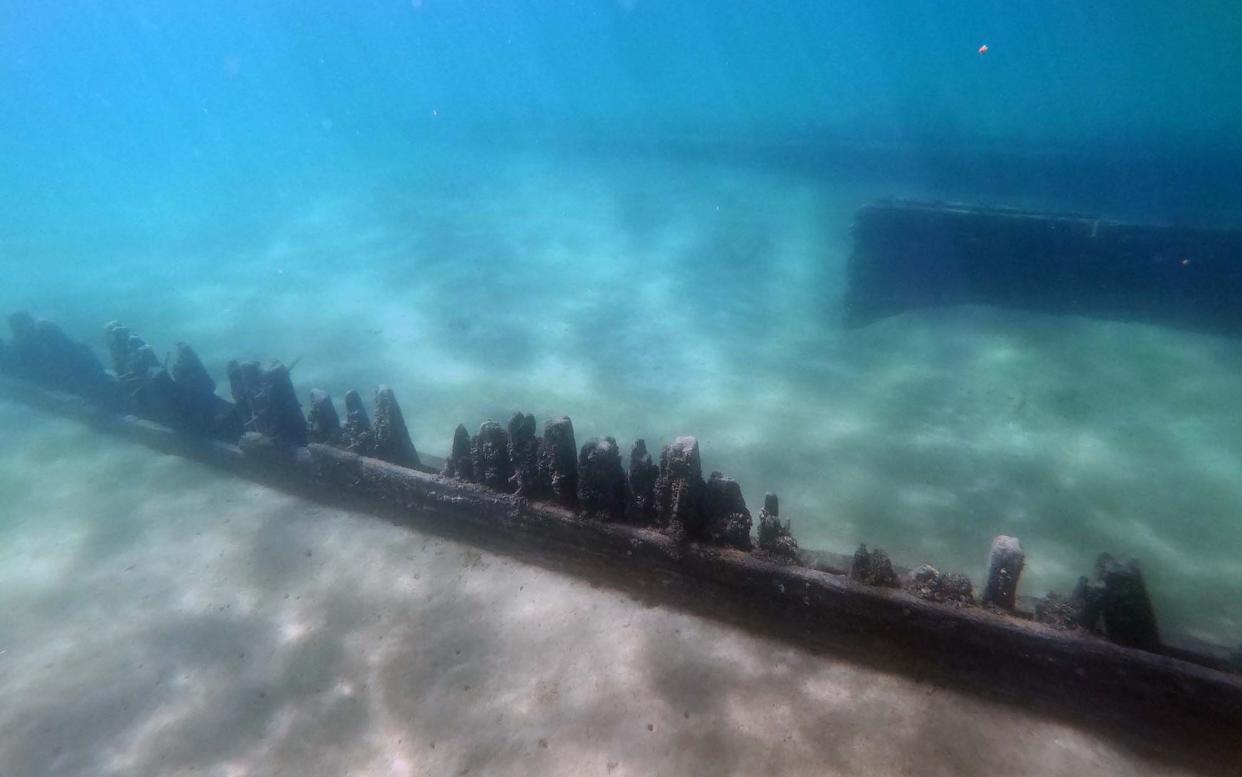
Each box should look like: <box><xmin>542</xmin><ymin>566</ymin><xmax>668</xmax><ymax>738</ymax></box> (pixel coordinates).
<box><xmin>2</xmin><ymin>142</ymin><xmax>1240</xmax><ymax>650</ymax></box>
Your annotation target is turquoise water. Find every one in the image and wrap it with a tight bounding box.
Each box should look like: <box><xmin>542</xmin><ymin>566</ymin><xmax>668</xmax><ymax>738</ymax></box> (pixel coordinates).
<box><xmin>3</xmin><ymin>0</ymin><xmax>1242</xmax><ymax>652</ymax></box>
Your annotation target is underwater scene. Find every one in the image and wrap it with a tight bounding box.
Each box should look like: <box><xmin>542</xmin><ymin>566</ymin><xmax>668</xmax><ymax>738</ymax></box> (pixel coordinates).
<box><xmin>2</xmin><ymin>2</ymin><xmax>1242</xmax><ymax>775</ymax></box>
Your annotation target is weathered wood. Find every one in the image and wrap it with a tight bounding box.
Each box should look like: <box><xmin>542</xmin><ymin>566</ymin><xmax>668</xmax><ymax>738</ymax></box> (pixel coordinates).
<box><xmin>983</xmin><ymin>535</ymin><xmax>1025</xmax><ymax>610</ymax></box>
<box><xmin>845</xmin><ymin>201</ymin><xmax>1242</xmax><ymax>335</ymax></box>
<box><xmin>3</xmin><ymin>371</ymin><xmax>1240</xmax><ymax>750</ymax></box>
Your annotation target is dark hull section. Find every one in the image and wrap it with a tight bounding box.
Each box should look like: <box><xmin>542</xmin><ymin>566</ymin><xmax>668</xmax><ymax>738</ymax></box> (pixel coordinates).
<box><xmin>845</xmin><ymin>201</ymin><xmax>1242</xmax><ymax>336</ymax></box>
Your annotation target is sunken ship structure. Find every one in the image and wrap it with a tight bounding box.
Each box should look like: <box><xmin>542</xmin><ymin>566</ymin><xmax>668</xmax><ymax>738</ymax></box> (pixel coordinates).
<box><xmin>4</xmin><ymin>202</ymin><xmax>1242</xmax><ymax>755</ymax></box>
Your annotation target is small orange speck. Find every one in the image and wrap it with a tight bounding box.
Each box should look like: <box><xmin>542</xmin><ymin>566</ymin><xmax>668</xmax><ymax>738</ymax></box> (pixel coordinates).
<box><xmin>978</xmin><ymin>44</ymin><xmax>989</xmax><ymax>55</ymax></box>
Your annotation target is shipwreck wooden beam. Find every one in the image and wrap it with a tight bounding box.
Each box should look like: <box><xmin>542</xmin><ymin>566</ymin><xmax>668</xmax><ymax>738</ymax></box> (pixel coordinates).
<box><xmin>3</xmin><ymin>371</ymin><xmax>1242</xmax><ymax>752</ymax></box>
<box><xmin>844</xmin><ymin>201</ymin><xmax>1242</xmax><ymax>335</ymax></box>
<box><xmin>4</xmin><ymin>309</ymin><xmax>1242</xmax><ymax>763</ymax></box>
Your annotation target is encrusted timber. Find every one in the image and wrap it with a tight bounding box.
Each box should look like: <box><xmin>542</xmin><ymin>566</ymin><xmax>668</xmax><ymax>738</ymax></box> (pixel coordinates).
<box><xmin>309</xmin><ymin>386</ymin><xmax>425</xmax><ymax>471</ymax></box>
<box><xmin>208</xmin><ymin>435</ymin><xmax>1242</xmax><ymax>737</ymax></box>
<box><xmin>5</xmin><ymin>315</ymin><xmax>1242</xmax><ymax>748</ymax></box>
<box><xmin>238</xmin><ymin>437</ymin><xmax>1238</xmax><ymax>731</ymax></box>
<box><xmin>243</xmin><ymin>435</ymin><xmax>518</xmax><ymax>525</ymax></box>
<box><xmin>105</xmin><ymin>321</ymin><xmax>238</xmax><ymax>440</ymax></box>
<box><xmin>4</xmin><ymin>311</ymin><xmax>118</xmax><ymax>408</ymax></box>
<box><xmin>446</xmin><ymin>420</ymin><xmax>761</xmax><ymax>552</ymax></box>
<box><xmin>3</xmin><ymin>374</ymin><xmax>1242</xmax><ymax>742</ymax></box>
<box><xmin>0</xmin><ymin>314</ymin><xmax>1214</xmax><ymax>658</ymax></box>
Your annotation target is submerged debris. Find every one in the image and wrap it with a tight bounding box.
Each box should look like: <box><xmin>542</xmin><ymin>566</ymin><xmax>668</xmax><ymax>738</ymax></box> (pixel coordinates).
<box><xmin>537</xmin><ymin>416</ymin><xmax>578</xmax><ymax>508</ymax></box>
<box><xmin>306</xmin><ymin>389</ymin><xmax>342</xmax><ymax>444</ymax></box>
<box><xmin>113</xmin><ymin>326</ymin><xmax>178</xmax><ymax>425</ymax></box>
<box><xmin>1035</xmin><ymin>589</ymin><xmax>1088</xmax><ymax>630</ymax></box>
<box><xmin>938</xmin><ymin>573</ymin><xmax>973</xmax><ymax>602</ymax></box>
<box><xmin>227</xmin><ymin>359</ymin><xmax>307</xmax><ymax>447</ymax></box>
<box><xmin>1096</xmin><ymin>554</ymin><xmax>1159</xmax><ymax>649</ymax></box>
<box><xmin>443</xmin><ymin>423</ymin><xmax>475</xmax><ymax>480</ymax></box>
<box><xmin>577</xmin><ymin>436</ymin><xmax>628</xmax><ymax>520</ymax></box>
<box><xmin>507</xmin><ymin>411</ymin><xmax>540</xmax><ymax>496</ymax></box>
<box><xmin>8</xmin><ymin>309</ymin><xmax>824</xmax><ymax>558</ymax></box>
<box><xmin>906</xmin><ymin>564</ymin><xmax>974</xmax><ymax>604</ymax></box>
<box><xmin>1036</xmin><ymin>573</ymin><xmax>1109</xmax><ymax>632</ymax></box>
<box><xmin>982</xmin><ymin>535</ymin><xmax>1024</xmax><ymax>610</ymax></box>
<box><xmin>304</xmin><ymin>384</ymin><xmax>420</xmax><ymax>467</ymax></box>
<box><xmin>851</xmin><ymin>544</ymin><xmax>899</xmax><ymax>587</ymax></box>
<box><xmin>757</xmin><ymin>492</ymin><xmax>799</xmax><ymax>560</ymax></box>
<box><xmin>474</xmin><ymin>420</ymin><xmax>512</xmax><ymax>491</ymax></box>
<box><xmin>170</xmin><ymin>342</ymin><xmax>215</xmax><ymax>398</ymax></box>
<box><xmin>341</xmin><ymin>389</ymin><xmax>372</xmax><ymax>452</ymax></box>
<box><xmin>104</xmin><ymin>322</ymin><xmax>235</xmax><ymax>438</ymax></box>
<box><xmin>908</xmin><ymin>564</ymin><xmax>940</xmax><ymax>593</ymax></box>
<box><xmin>7</xmin><ymin>312</ymin><xmax>117</xmax><ymax>406</ymax></box>
<box><xmin>105</xmin><ymin>321</ymin><xmax>159</xmax><ymax>381</ymax></box>
<box><xmin>18</xmin><ymin>309</ymin><xmax>1242</xmax><ymax>701</ymax></box>
<box><xmin>626</xmin><ymin>439</ymin><xmax>659</xmax><ymax>524</ymax></box>
<box><xmin>170</xmin><ymin>342</ymin><xmax>237</xmax><ymax>437</ymax></box>
<box><xmin>654</xmin><ymin>436</ymin><xmax>706</xmax><ymax>539</ymax></box>
<box><xmin>1036</xmin><ymin>553</ymin><xmax>1159</xmax><ymax>649</ymax></box>
<box><xmin>703</xmin><ymin>471</ymin><xmax>753</xmax><ymax>550</ymax></box>
<box><xmin>1071</xmin><ymin>574</ymin><xmax>1107</xmax><ymax>630</ymax></box>
<box><xmin>371</xmin><ymin>385</ymin><xmax>420</xmax><ymax>469</ymax></box>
